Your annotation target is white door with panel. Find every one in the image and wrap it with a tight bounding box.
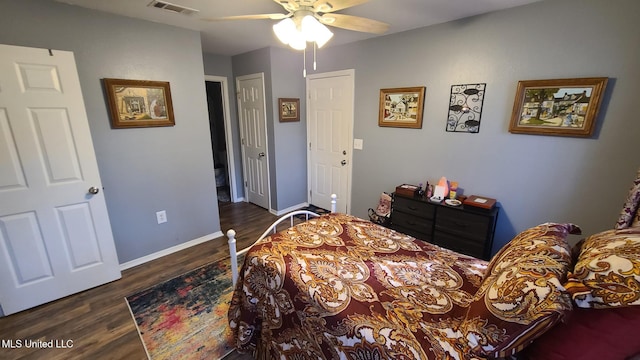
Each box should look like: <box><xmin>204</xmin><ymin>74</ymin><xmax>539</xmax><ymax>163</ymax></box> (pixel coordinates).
<box><xmin>0</xmin><ymin>44</ymin><xmax>121</xmax><ymax>315</ymax></box>
<box><xmin>307</xmin><ymin>70</ymin><xmax>354</xmax><ymax>214</ymax></box>
<box><xmin>236</xmin><ymin>73</ymin><xmax>270</xmax><ymax>210</ymax></box>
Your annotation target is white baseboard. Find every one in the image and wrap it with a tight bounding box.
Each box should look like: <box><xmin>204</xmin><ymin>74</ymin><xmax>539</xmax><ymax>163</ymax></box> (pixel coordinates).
<box><xmin>272</xmin><ymin>202</ymin><xmax>308</xmax><ymax>216</ymax></box>
<box><xmin>119</xmin><ymin>231</ymin><xmax>224</xmax><ymax>271</ymax></box>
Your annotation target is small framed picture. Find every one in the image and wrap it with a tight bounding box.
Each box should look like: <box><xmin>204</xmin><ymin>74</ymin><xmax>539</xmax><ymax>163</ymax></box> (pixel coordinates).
<box><xmin>508</xmin><ymin>77</ymin><xmax>608</xmax><ymax>137</ymax></box>
<box><xmin>379</xmin><ymin>87</ymin><xmax>426</xmax><ymax>129</ymax></box>
<box><xmin>278</xmin><ymin>98</ymin><xmax>300</xmax><ymax>122</ymax></box>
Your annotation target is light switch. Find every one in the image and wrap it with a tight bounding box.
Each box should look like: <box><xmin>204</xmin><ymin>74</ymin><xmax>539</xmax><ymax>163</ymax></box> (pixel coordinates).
<box><xmin>353</xmin><ymin>138</ymin><xmax>363</xmax><ymax>150</ymax></box>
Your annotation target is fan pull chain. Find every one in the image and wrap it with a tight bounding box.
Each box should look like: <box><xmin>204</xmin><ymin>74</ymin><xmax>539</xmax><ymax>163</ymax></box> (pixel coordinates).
<box><xmin>313</xmin><ymin>42</ymin><xmax>317</xmax><ymax>71</ymax></box>
<box><xmin>303</xmin><ymin>48</ymin><xmax>307</xmax><ymax>78</ymax></box>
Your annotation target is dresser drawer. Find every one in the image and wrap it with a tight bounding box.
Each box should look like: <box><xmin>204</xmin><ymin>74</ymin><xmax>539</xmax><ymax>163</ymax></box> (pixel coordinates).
<box><xmin>393</xmin><ymin>195</ymin><xmax>436</xmax><ymax>219</ymax></box>
<box><xmin>392</xmin><ymin>211</ymin><xmax>434</xmax><ymax>239</ymax></box>
<box><xmin>435</xmin><ymin>207</ymin><xmax>491</xmax><ymax>241</ymax></box>
<box><xmin>433</xmin><ymin>230</ymin><xmax>485</xmax><ymax>259</ymax></box>
<box><xmin>393</xmin><ymin>224</ymin><xmax>433</xmax><ymax>243</ymax></box>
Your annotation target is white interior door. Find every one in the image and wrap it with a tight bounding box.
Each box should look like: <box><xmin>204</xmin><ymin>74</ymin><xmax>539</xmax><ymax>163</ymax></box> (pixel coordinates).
<box><xmin>236</xmin><ymin>73</ymin><xmax>270</xmax><ymax>210</ymax></box>
<box><xmin>307</xmin><ymin>70</ymin><xmax>354</xmax><ymax>213</ymax></box>
<box><xmin>0</xmin><ymin>44</ymin><xmax>121</xmax><ymax>315</ymax></box>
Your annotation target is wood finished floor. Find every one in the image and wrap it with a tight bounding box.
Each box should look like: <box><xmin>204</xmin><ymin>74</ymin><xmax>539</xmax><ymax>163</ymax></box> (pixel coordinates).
<box><xmin>0</xmin><ymin>201</ymin><xmax>289</xmax><ymax>360</ymax></box>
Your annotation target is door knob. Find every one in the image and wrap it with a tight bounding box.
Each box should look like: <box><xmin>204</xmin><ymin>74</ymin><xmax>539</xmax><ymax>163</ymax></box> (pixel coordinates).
<box><xmin>341</xmin><ymin>160</ymin><xmax>347</xmax><ymax>166</ymax></box>
<box><xmin>258</xmin><ymin>152</ymin><xmax>265</xmax><ymax>158</ymax></box>
<box><xmin>88</xmin><ymin>186</ymin><xmax>100</xmax><ymax>195</ymax></box>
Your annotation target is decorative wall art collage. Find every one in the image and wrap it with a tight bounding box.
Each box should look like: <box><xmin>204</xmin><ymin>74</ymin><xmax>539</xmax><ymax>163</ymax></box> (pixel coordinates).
<box><xmin>377</xmin><ymin>77</ymin><xmax>608</xmax><ymax>137</ymax></box>
<box><xmin>102</xmin><ymin>76</ymin><xmax>607</xmax><ymax>138</ymax></box>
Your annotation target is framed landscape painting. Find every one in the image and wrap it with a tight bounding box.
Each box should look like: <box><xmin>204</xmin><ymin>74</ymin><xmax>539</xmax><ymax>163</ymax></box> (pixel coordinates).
<box><xmin>508</xmin><ymin>77</ymin><xmax>608</xmax><ymax>137</ymax></box>
<box><xmin>379</xmin><ymin>87</ymin><xmax>426</xmax><ymax>129</ymax></box>
<box><xmin>103</xmin><ymin>78</ymin><xmax>175</xmax><ymax>128</ymax></box>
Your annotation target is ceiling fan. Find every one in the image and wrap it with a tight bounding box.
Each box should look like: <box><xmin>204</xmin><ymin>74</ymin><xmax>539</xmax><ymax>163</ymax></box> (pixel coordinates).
<box><xmin>204</xmin><ymin>0</ymin><xmax>389</xmax><ymax>49</ymax></box>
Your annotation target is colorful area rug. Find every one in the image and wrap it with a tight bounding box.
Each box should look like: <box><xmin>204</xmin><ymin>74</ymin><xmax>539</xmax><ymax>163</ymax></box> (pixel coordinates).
<box><xmin>125</xmin><ymin>257</ymin><xmax>237</xmax><ymax>360</ymax></box>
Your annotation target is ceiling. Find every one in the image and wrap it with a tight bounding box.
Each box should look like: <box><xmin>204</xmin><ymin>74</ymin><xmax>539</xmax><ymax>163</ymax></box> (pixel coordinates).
<box><xmin>54</xmin><ymin>0</ymin><xmax>542</xmax><ymax>56</ymax></box>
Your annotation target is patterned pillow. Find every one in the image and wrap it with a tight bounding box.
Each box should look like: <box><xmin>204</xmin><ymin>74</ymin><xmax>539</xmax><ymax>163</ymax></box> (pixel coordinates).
<box><xmin>462</xmin><ymin>223</ymin><xmax>580</xmax><ymax>358</ymax></box>
<box><xmin>565</xmin><ymin>228</ymin><xmax>640</xmax><ymax>308</ymax></box>
<box><xmin>615</xmin><ymin>168</ymin><xmax>640</xmax><ymax>229</ymax></box>
<box><xmin>633</xmin><ymin>207</ymin><xmax>640</xmax><ymax>227</ymax></box>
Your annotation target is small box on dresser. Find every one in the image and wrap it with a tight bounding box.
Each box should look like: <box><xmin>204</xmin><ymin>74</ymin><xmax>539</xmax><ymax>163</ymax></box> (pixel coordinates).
<box><xmin>395</xmin><ymin>184</ymin><xmax>419</xmax><ymax>198</ymax></box>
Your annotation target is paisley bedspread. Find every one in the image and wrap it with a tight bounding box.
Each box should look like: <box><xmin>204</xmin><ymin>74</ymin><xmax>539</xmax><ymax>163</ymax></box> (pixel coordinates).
<box><xmin>228</xmin><ymin>213</ymin><xmax>489</xmax><ymax>359</ymax></box>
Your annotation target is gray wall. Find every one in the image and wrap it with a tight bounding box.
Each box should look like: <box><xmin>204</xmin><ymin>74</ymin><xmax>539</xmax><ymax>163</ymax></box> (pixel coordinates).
<box><xmin>231</xmin><ymin>48</ymin><xmax>276</xmax><ymax>209</ymax></box>
<box><xmin>300</xmin><ymin>0</ymin><xmax>639</xmax><ymax>252</ymax></box>
<box><xmin>0</xmin><ymin>0</ymin><xmax>220</xmax><ymax>264</ymax></box>
<box><xmin>270</xmin><ymin>47</ymin><xmax>307</xmax><ymax>210</ymax></box>
<box><xmin>203</xmin><ymin>53</ymin><xmax>233</xmax><ymax>78</ymax></box>
<box><xmin>230</xmin><ymin>47</ymin><xmax>308</xmax><ymax>211</ymax></box>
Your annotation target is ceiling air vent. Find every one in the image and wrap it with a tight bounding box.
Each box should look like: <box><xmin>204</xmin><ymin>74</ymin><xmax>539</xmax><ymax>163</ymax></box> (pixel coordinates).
<box><xmin>147</xmin><ymin>0</ymin><xmax>199</xmax><ymax>16</ymax></box>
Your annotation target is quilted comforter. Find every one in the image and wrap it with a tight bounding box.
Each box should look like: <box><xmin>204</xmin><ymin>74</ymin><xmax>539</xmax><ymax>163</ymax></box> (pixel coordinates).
<box><xmin>228</xmin><ymin>213</ymin><xmax>490</xmax><ymax>359</ymax></box>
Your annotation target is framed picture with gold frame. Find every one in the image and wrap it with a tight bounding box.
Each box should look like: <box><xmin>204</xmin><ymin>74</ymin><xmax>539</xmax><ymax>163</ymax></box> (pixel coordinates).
<box><xmin>378</xmin><ymin>87</ymin><xmax>425</xmax><ymax>129</ymax></box>
<box><xmin>508</xmin><ymin>77</ymin><xmax>608</xmax><ymax>137</ymax></box>
<box><xmin>103</xmin><ymin>78</ymin><xmax>175</xmax><ymax>128</ymax></box>
<box><xmin>278</xmin><ymin>98</ymin><xmax>300</xmax><ymax>122</ymax></box>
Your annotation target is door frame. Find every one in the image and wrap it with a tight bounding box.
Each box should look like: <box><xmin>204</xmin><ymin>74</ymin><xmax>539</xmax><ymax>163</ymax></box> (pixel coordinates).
<box><xmin>235</xmin><ymin>72</ymin><xmax>272</xmax><ymax>210</ymax></box>
<box><xmin>306</xmin><ymin>69</ymin><xmax>355</xmax><ymax>213</ymax></box>
<box><xmin>204</xmin><ymin>75</ymin><xmax>238</xmax><ymax>203</ymax></box>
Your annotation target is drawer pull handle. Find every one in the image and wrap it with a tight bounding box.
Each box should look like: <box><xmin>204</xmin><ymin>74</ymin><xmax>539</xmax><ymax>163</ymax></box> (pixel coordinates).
<box><xmin>408</xmin><ymin>206</ymin><xmax>418</xmax><ymax>210</ymax></box>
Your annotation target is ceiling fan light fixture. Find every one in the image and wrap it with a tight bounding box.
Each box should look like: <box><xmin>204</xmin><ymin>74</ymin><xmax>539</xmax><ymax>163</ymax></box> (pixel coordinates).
<box><xmin>273</xmin><ymin>18</ymin><xmax>296</xmax><ymax>45</ymax></box>
<box><xmin>301</xmin><ymin>15</ymin><xmax>321</xmax><ymax>40</ymax></box>
<box><xmin>274</xmin><ymin>14</ymin><xmax>332</xmax><ymax>51</ymax></box>
<box><xmin>313</xmin><ymin>22</ymin><xmax>333</xmax><ymax>48</ymax></box>
<box><xmin>301</xmin><ymin>15</ymin><xmax>333</xmax><ymax>48</ymax></box>
<box><xmin>289</xmin><ymin>31</ymin><xmax>308</xmax><ymax>50</ymax></box>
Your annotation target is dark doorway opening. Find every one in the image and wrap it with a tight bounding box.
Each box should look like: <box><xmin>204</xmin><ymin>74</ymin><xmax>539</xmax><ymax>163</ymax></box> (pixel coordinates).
<box><xmin>205</xmin><ymin>81</ymin><xmax>230</xmax><ymax>203</ymax></box>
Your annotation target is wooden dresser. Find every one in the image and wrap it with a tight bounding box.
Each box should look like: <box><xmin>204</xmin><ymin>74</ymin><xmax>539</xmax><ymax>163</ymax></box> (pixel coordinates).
<box><xmin>391</xmin><ymin>193</ymin><xmax>499</xmax><ymax>260</ymax></box>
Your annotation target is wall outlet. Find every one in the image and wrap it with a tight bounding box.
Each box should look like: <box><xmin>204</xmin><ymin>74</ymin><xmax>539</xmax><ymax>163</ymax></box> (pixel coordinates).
<box><xmin>156</xmin><ymin>210</ymin><xmax>167</xmax><ymax>224</ymax></box>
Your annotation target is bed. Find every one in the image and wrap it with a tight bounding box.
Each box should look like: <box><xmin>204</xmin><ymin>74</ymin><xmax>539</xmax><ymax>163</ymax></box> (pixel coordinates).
<box><xmin>227</xmin><ymin>170</ymin><xmax>640</xmax><ymax>359</ymax></box>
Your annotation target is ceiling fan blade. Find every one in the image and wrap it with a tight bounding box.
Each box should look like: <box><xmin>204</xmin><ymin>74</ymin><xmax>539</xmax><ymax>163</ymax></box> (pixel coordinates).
<box><xmin>319</xmin><ymin>13</ymin><xmax>389</xmax><ymax>34</ymax></box>
<box><xmin>312</xmin><ymin>0</ymin><xmax>370</xmax><ymax>13</ymax></box>
<box><xmin>272</xmin><ymin>0</ymin><xmax>299</xmax><ymax>13</ymax></box>
<box><xmin>202</xmin><ymin>13</ymin><xmax>290</xmax><ymax>21</ymax></box>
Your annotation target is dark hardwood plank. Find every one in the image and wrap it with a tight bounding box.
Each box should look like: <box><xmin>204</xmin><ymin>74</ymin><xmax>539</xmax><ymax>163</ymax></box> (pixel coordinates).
<box><xmin>0</xmin><ymin>201</ymin><xmax>278</xmax><ymax>360</ymax></box>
